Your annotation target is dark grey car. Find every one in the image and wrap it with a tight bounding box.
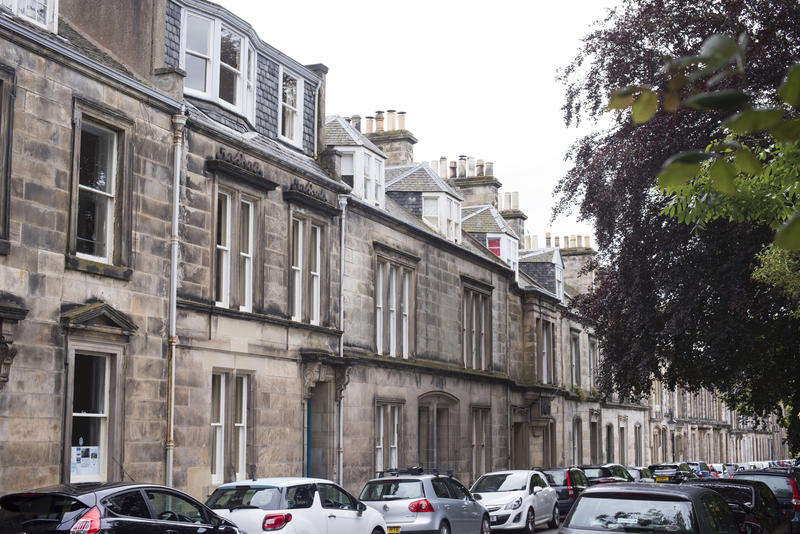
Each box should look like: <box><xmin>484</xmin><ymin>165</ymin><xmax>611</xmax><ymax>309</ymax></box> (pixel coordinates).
<box><xmin>360</xmin><ymin>471</ymin><xmax>490</xmax><ymax>534</ymax></box>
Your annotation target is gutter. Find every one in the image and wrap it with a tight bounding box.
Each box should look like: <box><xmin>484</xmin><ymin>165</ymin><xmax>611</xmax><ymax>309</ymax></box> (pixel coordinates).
<box><xmin>166</xmin><ymin>105</ymin><xmax>188</xmax><ymax>487</ymax></box>
<box><xmin>337</xmin><ymin>194</ymin><xmax>348</xmax><ymax>485</ymax></box>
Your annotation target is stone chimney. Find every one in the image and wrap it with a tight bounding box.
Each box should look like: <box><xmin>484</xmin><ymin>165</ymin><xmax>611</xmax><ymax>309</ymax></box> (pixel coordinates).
<box><xmin>351</xmin><ymin>114</ymin><xmax>362</xmax><ymax>132</ymax></box>
<box><xmin>365</xmin><ymin>109</ymin><xmax>418</xmax><ymax>166</ymax></box>
<box><xmin>451</xmin><ymin>157</ymin><xmax>502</xmax><ymax>208</ymax></box>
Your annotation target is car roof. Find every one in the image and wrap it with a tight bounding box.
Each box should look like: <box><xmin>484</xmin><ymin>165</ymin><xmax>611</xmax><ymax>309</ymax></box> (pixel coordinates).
<box><xmin>582</xmin><ymin>482</ymin><xmax>711</xmax><ymax>499</ymax></box>
<box><xmin>480</xmin><ymin>470</ymin><xmax>540</xmax><ymax>476</ymax></box>
<box><xmin>738</xmin><ymin>469</ymin><xmax>793</xmax><ymax>476</ymax></box>
<box><xmin>216</xmin><ymin>477</ymin><xmax>334</xmax><ymax>488</ymax></box>
<box><xmin>3</xmin><ymin>482</ymin><xmax>159</xmax><ymax>498</ymax></box>
<box><xmin>684</xmin><ymin>479</ymin><xmax>762</xmax><ymax>487</ymax></box>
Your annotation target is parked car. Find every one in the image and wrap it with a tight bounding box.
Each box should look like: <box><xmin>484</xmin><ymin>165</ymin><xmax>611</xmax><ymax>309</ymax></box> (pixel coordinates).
<box><xmin>683</xmin><ymin>478</ymin><xmax>791</xmax><ymax>534</ymax></box>
<box><xmin>626</xmin><ymin>466</ymin><xmax>655</xmax><ymax>482</ymax></box>
<box><xmin>686</xmin><ymin>461</ymin><xmax>715</xmax><ymax>478</ymax></box>
<box><xmin>732</xmin><ymin>469</ymin><xmax>800</xmax><ymax>534</ymax></box>
<box><xmin>710</xmin><ymin>464</ymin><xmax>728</xmax><ymax>478</ymax></box>
<box><xmin>559</xmin><ymin>483</ymin><xmax>755</xmax><ymax>534</ymax></box>
<box><xmin>470</xmin><ymin>469</ymin><xmax>559</xmax><ymax>532</ymax></box>
<box><xmin>650</xmin><ymin>462</ymin><xmax>700</xmax><ymax>483</ymax></box>
<box><xmin>360</xmin><ymin>469</ymin><xmax>490</xmax><ymax>534</ymax></box>
<box><xmin>542</xmin><ymin>467</ymin><xmax>590</xmax><ymax>519</ymax></box>
<box><xmin>579</xmin><ymin>464</ymin><xmax>634</xmax><ymax>485</ymax></box>
<box><xmin>207</xmin><ymin>477</ymin><xmax>386</xmax><ymax>534</ymax></box>
<box><xmin>0</xmin><ymin>482</ymin><xmax>241</xmax><ymax>534</ymax></box>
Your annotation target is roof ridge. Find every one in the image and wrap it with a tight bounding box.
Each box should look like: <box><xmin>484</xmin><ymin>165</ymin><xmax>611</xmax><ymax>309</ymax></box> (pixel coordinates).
<box><xmin>386</xmin><ymin>163</ymin><xmax>425</xmax><ymax>187</ymax></box>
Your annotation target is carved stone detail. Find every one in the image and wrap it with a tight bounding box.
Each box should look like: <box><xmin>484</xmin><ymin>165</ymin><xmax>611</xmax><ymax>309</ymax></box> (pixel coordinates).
<box><xmin>0</xmin><ymin>332</ymin><xmax>17</xmax><ymax>387</ymax></box>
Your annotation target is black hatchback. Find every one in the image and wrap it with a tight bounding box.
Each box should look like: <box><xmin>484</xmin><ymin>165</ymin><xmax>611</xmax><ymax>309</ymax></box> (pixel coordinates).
<box><xmin>0</xmin><ymin>482</ymin><xmax>240</xmax><ymax>534</ymax></box>
<box><xmin>542</xmin><ymin>467</ymin><xmax>590</xmax><ymax>519</ymax></box>
<box><xmin>732</xmin><ymin>469</ymin><xmax>800</xmax><ymax>534</ymax></box>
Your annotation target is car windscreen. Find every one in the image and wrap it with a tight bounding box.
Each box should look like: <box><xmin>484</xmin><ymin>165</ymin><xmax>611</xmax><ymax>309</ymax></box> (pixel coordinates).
<box><xmin>566</xmin><ymin>495</ymin><xmax>695</xmax><ymax>533</ymax></box>
<box><xmin>359</xmin><ymin>479</ymin><xmax>424</xmax><ymax>501</ymax></box>
<box><xmin>206</xmin><ymin>486</ymin><xmax>284</xmax><ymax>510</ymax></box>
<box><xmin>472</xmin><ymin>472</ymin><xmax>528</xmax><ymax>492</ymax></box>
<box><xmin>691</xmin><ymin>485</ymin><xmax>752</xmax><ymax>504</ymax></box>
<box><xmin>733</xmin><ymin>475</ymin><xmax>793</xmax><ymax>499</ymax></box>
<box><xmin>583</xmin><ymin>468</ymin><xmax>611</xmax><ymax>478</ymax></box>
<box><xmin>0</xmin><ymin>493</ymin><xmax>89</xmax><ymax>533</ymax></box>
<box><xmin>544</xmin><ymin>470</ymin><xmax>567</xmax><ymax>486</ymax></box>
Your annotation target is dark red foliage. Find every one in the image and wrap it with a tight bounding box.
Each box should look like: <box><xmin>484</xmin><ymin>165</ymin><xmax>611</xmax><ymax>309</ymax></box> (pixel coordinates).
<box><xmin>556</xmin><ymin>0</ymin><xmax>800</xmax><ymax>436</ymax></box>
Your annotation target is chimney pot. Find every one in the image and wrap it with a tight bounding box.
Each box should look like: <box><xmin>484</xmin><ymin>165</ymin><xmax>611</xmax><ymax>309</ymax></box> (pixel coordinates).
<box><xmin>458</xmin><ymin>155</ymin><xmax>467</xmax><ymax>178</ymax></box>
<box><xmin>585</xmin><ymin>235</ymin><xmax>591</xmax><ymax>249</ymax></box>
<box><xmin>512</xmin><ymin>192</ymin><xmax>519</xmax><ymax>210</ymax></box>
<box><xmin>485</xmin><ymin>161</ymin><xmax>494</xmax><ymax>176</ymax></box>
<box><xmin>570</xmin><ymin>235</ymin><xmax>577</xmax><ymax>248</ymax></box>
<box><xmin>398</xmin><ymin>111</ymin><xmax>406</xmax><ymax>130</ymax></box>
<box><xmin>532</xmin><ymin>235</ymin><xmax>539</xmax><ymax>248</ymax></box>
<box><xmin>375</xmin><ymin>111</ymin><xmax>384</xmax><ymax>132</ymax></box>
<box><xmin>546</xmin><ymin>233</ymin><xmax>551</xmax><ymax>247</ymax></box>
<box><xmin>467</xmin><ymin>157</ymin><xmax>476</xmax><ymax>177</ymax></box>
<box><xmin>577</xmin><ymin>236</ymin><xmax>583</xmax><ymax>248</ymax></box>
<box><xmin>449</xmin><ymin>161</ymin><xmax>457</xmax><ymax>179</ymax></box>
<box><xmin>366</xmin><ymin>116</ymin><xmax>375</xmax><ymax>133</ymax></box>
<box><xmin>351</xmin><ymin>114</ymin><xmax>361</xmax><ymax>132</ymax></box>
<box><xmin>439</xmin><ymin>157</ymin><xmax>448</xmax><ymax>179</ymax></box>
<box><xmin>387</xmin><ymin>110</ymin><xmax>396</xmax><ymax>131</ymax></box>
<box><xmin>555</xmin><ymin>236</ymin><xmax>560</xmax><ymax>248</ymax></box>
<box><xmin>476</xmin><ymin>159</ymin><xmax>484</xmax><ymax>176</ymax></box>
<box><xmin>563</xmin><ymin>235</ymin><xmax>570</xmax><ymax>248</ymax></box>
<box><xmin>504</xmin><ymin>192</ymin><xmax>511</xmax><ymax>210</ymax></box>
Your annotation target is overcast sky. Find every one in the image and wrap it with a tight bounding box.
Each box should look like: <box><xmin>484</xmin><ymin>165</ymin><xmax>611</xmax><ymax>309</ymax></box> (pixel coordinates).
<box><xmin>218</xmin><ymin>0</ymin><xmax>618</xmax><ymax>247</ymax></box>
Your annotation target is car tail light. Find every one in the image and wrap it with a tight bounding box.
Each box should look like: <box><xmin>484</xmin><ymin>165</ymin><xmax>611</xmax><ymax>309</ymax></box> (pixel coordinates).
<box><xmin>566</xmin><ymin>471</ymin><xmax>574</xmax><ymax>498</ymax></box>
<box><xmin>263</xmin><ymin>513</ymin><xmax>292</xmax><ymax>530</ymax></box>
<box><xmin>789</xmin><ymin>477</ymin><xmax>800</xmax><ymax>511</ymax></box>
<box><xmin>409</xmin><ymin>499</ymin><xmax>435</xmax><ymax>512</ymax></box>
<box><xmin>70</xmin><ymin>507</ymin><xmax>101</xmax><ymax>534</ymax></box>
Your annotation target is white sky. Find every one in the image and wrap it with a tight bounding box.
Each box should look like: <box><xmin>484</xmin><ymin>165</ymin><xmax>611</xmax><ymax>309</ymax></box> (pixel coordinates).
<box><xmin>218</xmin><ymin>0</ymin><xmax>618</xmax><ymax>247</ymax></box>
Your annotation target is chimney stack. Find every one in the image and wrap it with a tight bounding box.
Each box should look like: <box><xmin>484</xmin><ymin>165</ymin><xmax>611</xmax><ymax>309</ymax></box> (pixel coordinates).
<box><xmin>546</xmin><ymin>233</ymin><xmax>551</xmax><ymax>247</ymax></box>
<box><xmin>439</xmin><ymin>157</ymin><xmax>448</xmax><ymax>180</ymax></box>
<box><xmin>375</xmin><ymin>111</ymin><xmax>384</xmax><ymax>132</ymax></box>
<box><xmin>476</xmin><ymin>159</ymin><xmax>485</xmax><ymax>176</ymax></box>
<box><xmin>351</xmin><ymin>114</ymin><xmax>361</xmax><ymax>132</ymax></box>
<box><xmin>398</xmin><ymin>111</ymin><xmax>406</xmax><ymax>130</ymax></box>
<box><xmin>458</xmin><ymin>155</ymin><xmax>467</xmax><ymax>178</ymax></box>
<box><xmin>485</xmin><ymin>162</ymin><xmax>494</xmax><ymax>176</ymax></box>
<box><xmin>366</xmin><ymin>116</ymin><xmax>375</xmax><ymax>133</ymax></box>
<box><xmin>387</xmin><ymin>110</ymin><xmax>396</xmax><ymax>131</ymax></box>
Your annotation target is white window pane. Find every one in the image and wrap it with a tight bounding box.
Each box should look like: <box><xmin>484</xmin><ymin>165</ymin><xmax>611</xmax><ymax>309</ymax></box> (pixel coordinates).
<box><xmin>186</xmin><ymin>14</ymin><xmax>212</xmax><ymax>55</ymax></box>
<box><xmin>220</xmin><ymin>28</ymin><xmax>241</xmax><ymax>69</ymax></box>
<box><xmin>282</xmin><ymin>74</ymin><xmax>297</xmax><ymax>107</ymax></box>
<box><xmin>341</xmin><ymin>154</ymin><xmax>354</xmax><ymax>174</ymax></box>
<box><xmin>219</xmin><ymin>66</ymin><xmax>239</xmax><ymax>105</ymax></box>
<box><xmin>71</xmin><ymin>353</ymin><xmax>108</xmax><ymax>483</ymax></box>
<box><xmin>20</xmin><ymin>0</ymin><xmax>48</xmax><ymax>25</ymax></box>
<box><xmin>184</xmin><ymin>54</ymin><xmax>208</xmax><ymax>92</ymax></box>
<box><xmin>77</xmin><ymin>123</ymin><xmax>116</xmax><ymax>260</ymax></box>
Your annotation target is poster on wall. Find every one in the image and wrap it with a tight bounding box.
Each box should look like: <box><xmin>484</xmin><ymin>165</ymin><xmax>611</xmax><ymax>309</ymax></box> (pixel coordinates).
<box><xmin>70</xmin><ymin>446</ymin><xmax>100</xmax><ymax>478</ymax></box>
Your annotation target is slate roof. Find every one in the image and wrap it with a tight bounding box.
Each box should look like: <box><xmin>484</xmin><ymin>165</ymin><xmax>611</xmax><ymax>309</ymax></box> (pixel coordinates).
<box><xmin>324</xmin><ymin>116</ymin><xmax>385</xmax><ymax>156</ymax></box>
<box><xmin>461</xmin><ymin>205</ymin><xmax>519</xmax><ymax>239</ymax></box>
<box><xmin>385</xmin><ymin>163</ymin><xmax>463</xmax><ymax>200</ymax></box>
<box><xmin>520</xmin><ymin>248</ymin><xmax>564</xmax><ymax>268</ymax></box>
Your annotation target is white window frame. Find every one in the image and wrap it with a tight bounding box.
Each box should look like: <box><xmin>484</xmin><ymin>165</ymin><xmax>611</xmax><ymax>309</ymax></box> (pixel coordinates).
<box><xmin>389</xmin><ymin>265</ymin><xmax>397</xmax><ymax>356</ymax></box>
<box><xmin>2</xmin><ymin>0</ymin><xmax>58</xmax><ymax>32</ymax></box>
<box><xmin>375</xmin><ymin>404</ymin><xmax>384</xmax><ymax>473</ymax></box>
<box><xmin>422</xmin><ymin>194</ymin><xmax>440</xmax><ymax>231</ymax></box>
<box><xmin>278</xmin><ymin>66</ymin><xmax>304</xmax><ymax>147</ymax></box>
<box><xmin>471</xmin><ymin>408</ymin><xmax>488</xmax><ymax>483</ymax></box>
<box><xmin>215</xmin><ymin>191</ymin><xmax>232</xmax><ymax>308</ymax></box>
<box><xmin>234</xmin><ymin>375</ymin><xmax>248</xmax><ymax>481</ymax></box>
<box><xmin>211</xmin><ymin>372</ymin><xmax>226</xmax><ymax>485</ymax></box>
<box><xmin>376</xmin><ymin>261</ymin><xmax>384</xmax><ymax>353</ymax></box>
<box><xmin>364</xmin><ymin>154</ymin><xmax>373</xmax><ymax>203</ymax></box>
<box><xmin>180</xmin><ymin>9</ymin><xmax>255</xmax><ymax>120</ymax></box>
<box><xmin>556</xmin><ymin>265</ymin><xmax>564</xmax><ymax>301</ymax></box>
<box><xmin>75</xmin><ymin>120</ymin><xmax>117</xmax><ymax>265</ymax></box>
<box><xmin>238</xmin><ymin>199</ymin><xmax>253</xmax><ymax>312</ymax></box>
<box><xmin>375</xmin><ymin>159</ymin><xmax>384</xmax><ymax>208</ymax></box>
<box><xmin>571</xmin><ymin>331</ymin><xmax>581</xmax><ymax>387</ymax></box>
<box><xmin>376</xmin><ymin>403</ymin><xmax>400</xmax><ymax>472</ymax></box>
<box><xmin>291</xmin><ymin>218</ymin><xmax>303</xmax><ymax>321</ymax></box>
<box><xmin>401</xmin><ymin>271</ymin><xmax>409</xmax><ymax>359</ymax></box>
<box><xmin>69</xmin><ymin>351</ymin><xmax>110</xmax><ymax>483</ymax></box>
<box><xmin>390</xmin><ymin>405</ymin><xmax>399</xmax><ymax>468</ymax></box>
<box><xmin>541</xmin><ymin>320</ymin><xmax>549</xmax><ymax>384</ymax></box>
<box><xmin>310</xmin><ymin>224</ymin><xmax>321</xmax><ymax>325</ymax></box>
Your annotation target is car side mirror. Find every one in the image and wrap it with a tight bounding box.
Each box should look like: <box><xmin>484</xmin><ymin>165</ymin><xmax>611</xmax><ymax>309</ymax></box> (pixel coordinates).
<box><xmin>473</xmin><ymin>493</ymin><xmax>482</xmax><ymax>501</ymax></box>
<box><xmin>533</xmin><ymin>486</ymin><xmax>543</xmax><ymax>494</ymax></box>
<box><xmin>743</xmin><ymin>522</ymin><xmax>761</xmax><ymax>534</ymax></box>
<box><xmin>357</xmin><ymin>501</ymin><xmax>366</xmax><ymax>514</ymax></box>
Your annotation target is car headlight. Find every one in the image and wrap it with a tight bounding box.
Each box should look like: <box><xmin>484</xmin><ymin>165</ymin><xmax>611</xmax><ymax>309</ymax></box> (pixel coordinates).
<box><xmin>504</xmin><ymin>497</ymin><xmax>523</xmax><ymax>510</ymax></box>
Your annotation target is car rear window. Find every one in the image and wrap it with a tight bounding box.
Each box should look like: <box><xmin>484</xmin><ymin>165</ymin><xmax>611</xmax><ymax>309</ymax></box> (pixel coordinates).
<box><xmin>733</xmin><ymin>475</ymin><xmax>793</xmax><ymax>499</ymax></box>
<box><xmin>566</xmin><ymin>495</ymin><xmax>695</xmax><ymax>532</ymax></box>
<box><xmin>583</xmin><ymin>468</ymin><xmax>611</xmax><ymax>478</ymax></box>
<box><xmin>207</xmin><ymin>485</ymin><xmax>285</xmax><ymax>510</ymax></box>
<box><xmin>543</xmin><ymin>470</ymin><xmax>566</xmax><ymax>486</ymax></box>
<box><xmin>0</xmin><ymin>493</ymin><xmax>88</xmax><ymax>531</ymax></box>
<box><xmin>650</xmin><ymin>465</ymin><xmax>679</xmax><ymax>471</ymax></box>
<box><xmin>359</xmin><ymin>479</ymin><xmax>424</xmax><ymax>501</ymax></box>
<box><xmin>691</xmin><ymin>484</ymin><xmax>752</xmax><ymax>504</ymax></box>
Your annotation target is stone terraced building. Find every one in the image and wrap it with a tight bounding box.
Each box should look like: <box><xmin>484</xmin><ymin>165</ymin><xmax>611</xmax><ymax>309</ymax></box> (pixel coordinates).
<box><xmin>0</xmin><ymin>0</ymin><xmax>787</xmax><ymax>498</ymax></box>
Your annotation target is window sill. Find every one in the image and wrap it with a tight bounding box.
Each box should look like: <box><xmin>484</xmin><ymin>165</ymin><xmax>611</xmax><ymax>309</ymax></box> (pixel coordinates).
<box><xmin>66</xmin><ymin>255</ymin><xmax>132</xmax><ymax>281</ymax></box>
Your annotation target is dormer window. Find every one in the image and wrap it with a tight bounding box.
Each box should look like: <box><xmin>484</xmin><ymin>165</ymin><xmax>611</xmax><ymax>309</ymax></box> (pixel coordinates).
<box><xmin>280</xmin><ymin>68</ymin><xmax>304</xmax><ymax>146</ymax></box>
<box><xmin>421</xmin><ymin>193</ymin><xmax>461</xmax><ymax>243</ymax></box>
<box><xmin>182</xmin><ymin>10</ymin><xmax>255</xmax><ymax>119</ymax></box>
<box><xmin>1</xmin><ymin>0</ymin><xmax>58</xmax><ymax>32</ymax></box>
<box><xmin>486</xmin><ymin>234</ymin><xmax>519</xmax><ymax>275</ymax></box>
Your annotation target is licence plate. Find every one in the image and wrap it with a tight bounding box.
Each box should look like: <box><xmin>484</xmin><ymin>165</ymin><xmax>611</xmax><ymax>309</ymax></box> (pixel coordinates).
<box><xmin>656</xmin><ymin>476</ymin><xmax>669</xmax><ymax>482</ymax></box>
<box><xmin>388</xmin><ymin>527</ymin><xmax>401</xmax><ymax>534</ymax></box>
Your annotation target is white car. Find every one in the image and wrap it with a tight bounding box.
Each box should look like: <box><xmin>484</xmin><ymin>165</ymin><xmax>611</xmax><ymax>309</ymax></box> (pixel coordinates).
<box><xmin>206</xmin><ymin>477</ymin><xmax>387</xmax><ymax>534</ymax></box>
<box><xmin>470</xmin><ymin>470</ymin><xmax>559</xmax><ymax>533</ymax></box>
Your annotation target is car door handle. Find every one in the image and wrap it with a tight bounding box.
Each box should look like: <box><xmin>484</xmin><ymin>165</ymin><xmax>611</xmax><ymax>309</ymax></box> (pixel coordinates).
<box><xmin>328</xmin><ymin>514</ymin><xmax>336</xmax><ymax>518</ymax></box>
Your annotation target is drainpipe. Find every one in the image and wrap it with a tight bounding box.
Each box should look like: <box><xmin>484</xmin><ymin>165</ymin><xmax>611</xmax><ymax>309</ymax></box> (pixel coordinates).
<box><xmin>166</xmin><ymin>105</ymin><xmax>187</xmax><ymax>488</ymax></box>
<box><xmin>337</xmin><ymin>194</ymin><xmax>348</xmax><ymax>485</ymax></box>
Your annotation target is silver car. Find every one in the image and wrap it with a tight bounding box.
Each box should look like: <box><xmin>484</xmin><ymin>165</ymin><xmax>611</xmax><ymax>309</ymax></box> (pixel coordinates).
<box><xmin>470</xmin><ymin>470</ymin><xmax>559</xmax><ymax>532</ymax></box>
<box><xmin>360</xmin><ymin>471</ymin><xmax>491</xmax><ymax>534</ymax></box>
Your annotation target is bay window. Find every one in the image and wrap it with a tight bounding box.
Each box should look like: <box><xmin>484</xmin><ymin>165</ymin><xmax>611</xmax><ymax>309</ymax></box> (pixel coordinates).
<box><xmin>182</xmin><ymin>10</ymin><xmax>256</xmax><ymax>118</ymax></box>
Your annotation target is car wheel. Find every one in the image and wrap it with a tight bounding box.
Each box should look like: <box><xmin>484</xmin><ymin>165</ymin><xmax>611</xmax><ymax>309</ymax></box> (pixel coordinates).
<box><xmin>371</xmin><ymin>529</ymin><xmax>383</xmax><ymax>534</ymax></box>
<box><xmin>481</xmin><ymin>515</ymin><xmax>491</xmax><ymax>534</ymax></box>
<box><xmin>548</xmin><ymin>505</ymin><xmax>560</xmax><ymax>529</ymax></box>
<box><xmin>439</xmin><ymin>520</ymin><xmax>450</xmax><ymax>534</ymax></box>
<box><xmin>525</xmin><ymin>508</ymin><xmax>535</xmax><ymax>534</ymax></box>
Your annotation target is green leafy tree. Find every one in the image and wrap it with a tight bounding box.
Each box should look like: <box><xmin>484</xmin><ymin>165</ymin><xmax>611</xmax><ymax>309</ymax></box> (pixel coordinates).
<box><xmin>556</xmin><ymin>0</ymin><xmax>800</xmax><ymax>450</ymax></box>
